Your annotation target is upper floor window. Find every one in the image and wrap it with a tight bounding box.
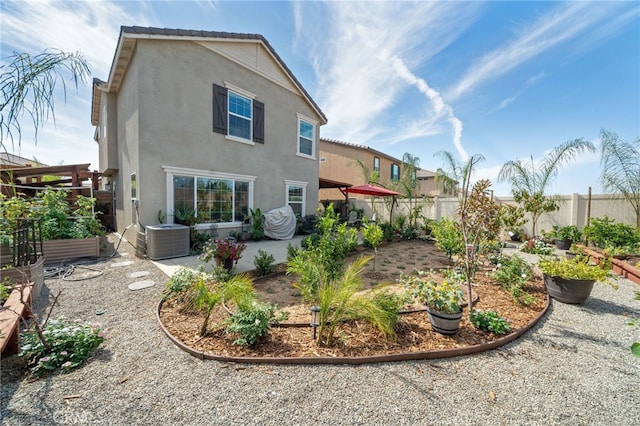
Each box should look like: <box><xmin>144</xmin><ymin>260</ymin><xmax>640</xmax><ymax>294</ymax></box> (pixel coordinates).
<box><xmin>213</xmin><ymin>83</ymin><xmax>264</xmax><ymax>144</ymax></box>
<box><xmin>228</xmin><ymin>91</ymin><xmax>252</xmax><ymax>140</ymax></box>
<box><xmin>391</xmin><ymin>164</ymin><xmax>400</xmax><ymax>181</ymax></box>
<box><xmin>373</xmin><ymin>157</ymin><xmax>380</xmax><ymax>173</ymax></box>
<box><xmin>297</xmin><ymin>114</ymin><xmax>316</xmax><ymax>159</ymax></box>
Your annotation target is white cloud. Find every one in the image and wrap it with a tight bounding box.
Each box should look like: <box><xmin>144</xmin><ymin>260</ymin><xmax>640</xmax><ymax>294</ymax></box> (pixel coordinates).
<box><xmin>299</xmin><ymin>0</ymin><xmax>480</xmax><ymax>154</ymax></box>
<box><xmin>448</xmin><ymin>2</ymin><xmax>633</xmax><ymax>100</ymax></box>
<box><xmin>0</xmin><ymin>0</ymin><xmax>152</xmax><ymax>168</ymax></box>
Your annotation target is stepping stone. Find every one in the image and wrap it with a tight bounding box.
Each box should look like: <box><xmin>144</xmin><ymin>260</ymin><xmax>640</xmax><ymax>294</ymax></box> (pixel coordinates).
<box><xmin>111</xmin><ymin>261</ymin><xmax>134</xmax><ymax>268</ymax></box>
<box><xmin>128</xmin><ymin>280</ymin><xmax>155</xmax><ymax>291</ymax></box>
<box><xmin>128</xmin><ymin>271</ymin><xmax>150</xmax><ymax>279</ymax></box>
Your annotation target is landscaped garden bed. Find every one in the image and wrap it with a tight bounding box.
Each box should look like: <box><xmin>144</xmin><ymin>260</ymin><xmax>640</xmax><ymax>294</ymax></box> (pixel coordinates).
<box><xmin>158</xmin><ymin>239</ymin><xmax>548</xmax><ymax>362</ymax></box>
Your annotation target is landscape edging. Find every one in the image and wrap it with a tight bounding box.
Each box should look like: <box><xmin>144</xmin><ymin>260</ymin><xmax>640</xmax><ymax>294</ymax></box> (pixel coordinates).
<box><xmin>156</xmin><ymin>293</ymin><xmax>550</xmax><ymax>365</ymax></box>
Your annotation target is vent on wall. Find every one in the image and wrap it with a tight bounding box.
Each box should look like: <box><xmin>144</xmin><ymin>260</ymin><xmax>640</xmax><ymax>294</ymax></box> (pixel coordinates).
<box><xmin>145</xmin><ymin>224</ymin><xmax>190</xmax><ymax>260</ymax></box>
<box><xmin>319</xmin><ymin>157</ymin><xmax>326</xmax><ymax>163</ymax></box>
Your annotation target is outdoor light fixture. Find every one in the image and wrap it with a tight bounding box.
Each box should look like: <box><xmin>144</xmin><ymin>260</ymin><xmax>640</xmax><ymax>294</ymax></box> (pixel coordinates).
<box><xmin>310</xmin><ymin>305</ymin><xmax>320</xmax><ymax>340</ymax></box>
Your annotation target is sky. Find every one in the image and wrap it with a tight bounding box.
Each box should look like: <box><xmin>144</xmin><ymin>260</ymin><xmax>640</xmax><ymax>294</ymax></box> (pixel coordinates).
<box><xmin>1</xmin><ymin>0</ymin><xmax>638</xmax><ymax>196</ymax></box>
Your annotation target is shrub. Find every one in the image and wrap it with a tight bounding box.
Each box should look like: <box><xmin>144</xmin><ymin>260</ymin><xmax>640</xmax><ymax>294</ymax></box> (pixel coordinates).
<box><xmin>401</xmin><ymin>226</ymin><xmax>419</xmax><ymax>240</ymax></box>
<box><xmin>470</xmin><ymin>309</ymin><xmax>511</xmax><ymax>335</ymax></box>
<box><xmin>432</xmin><ymin>218</ymin><xmax>464</xmax><ymax>259</ymax></box>
<box><xmin>491</xmin><ymin>254</ymin><xmax>536</xmax><ymax>305</ymax></box>
<box><xmin>19</xmin><ymin>317</ymin><xmax>105</xmax><ymax>376</ymax></box>
<box><xmin>286</xmin><ymin>242</ymin><xmax>301</xmax><ymax>262</ymax></box>
<box><xmin>519</xmin><ymin>238</ymin><xmax>554</xmax><ymax>255</ymax></box>
<box><xmin>226</xmin><ymin>302</ymin><xmax>287</xmax><ymax>347</ymax></box>
<box><xmin>0</xmin><ymin>280</ymin><xmax>10</xmax><ymax>305</ymax></box>
<box><xmin>379</xmin><ymin>221</ymin><xmax>395</xmax><ymax>242</ymax></box>
<box><xmin>401</xmin><ymin>270</ymin><xmax>464</xmax><ymax>314</ymax></box>
<box><xmin>583</xmin><ymin>216</ymin><xmax>640</xmax><ymax>250</ymax></box>
<box><xmin>253</xmin><ymin>249</ymin><xmax>276</xmax><ymax>276</ymax></box>
<box><xmin>164</xmin><ymin>268</ymin><xmax>201</xmax><ymax>301</ymax></box>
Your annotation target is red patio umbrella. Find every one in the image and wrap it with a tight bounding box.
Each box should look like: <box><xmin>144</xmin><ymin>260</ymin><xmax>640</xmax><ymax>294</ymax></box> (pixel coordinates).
<box><xmin>342</xmin><ymin>184</ymin><xmax>400</xmax><ymax>222</ymax></box>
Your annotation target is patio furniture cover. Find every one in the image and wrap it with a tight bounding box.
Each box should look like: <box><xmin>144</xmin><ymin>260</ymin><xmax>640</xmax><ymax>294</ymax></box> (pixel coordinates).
<box><xmin>263</xmin><ymin>205</ymin><xmax>297</xmax><ymax>240</ymax></box>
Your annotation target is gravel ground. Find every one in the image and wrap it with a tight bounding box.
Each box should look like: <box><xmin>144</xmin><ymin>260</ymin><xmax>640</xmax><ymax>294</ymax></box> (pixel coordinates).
<box><xmin>1</xmin><ymin>235</ymin><xmax>639</xmax><ymax>425</ymax></box>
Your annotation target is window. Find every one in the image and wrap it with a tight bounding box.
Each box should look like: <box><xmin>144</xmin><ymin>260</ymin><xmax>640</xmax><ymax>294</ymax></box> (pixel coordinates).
<box><xmin>391</xmin><ymin>164</ymin><xmax>400</xmax><ymax>181</ymax></box>
<box><xmin>228</xmin><ymin>91</ymin><xmax>252</xmax><ymax>140</ymax></box>
<box><xmin>285</xmin><ymin>180</ymin><xmax>307</xmax><ymax>219</ymax></box>
<box><xmin>373</xmin><ymin>157</ymin><xmax>380</xmax><ymax>173</ymax></box>
<box><xmin>165</xmin><ymin>167</ymin><xmax>255</xmax><ymax>227</ymax></box>
<box><xmin>297</xmin><ymin>114</ymin><xmax>316</xmax><ymax>158</ymax></box>
<box><xmin>130</xmin><ymin>173</ymin><xmax>137</xmax><ymax>199</ymax></box>
<box><xmin>213</xmin><ymin>83</ymin><xmax>264</xmax><ymax>144</ymax></box>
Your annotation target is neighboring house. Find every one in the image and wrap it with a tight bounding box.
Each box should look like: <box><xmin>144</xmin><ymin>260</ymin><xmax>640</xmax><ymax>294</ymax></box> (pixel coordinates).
<box><xmin>319</xmin><ymin>138</ymin><xmax>403</xmax><ymax>201</ymax></box>
<box><xmin>0</xmin><ymin>152</ymin><xmax>46</xmax><ymax>167</ymax></box>
<box><xmin>91</xmin><ymin>26</ymin><xmax>326</xmax><ymax>245</ymax></box>
<box><xmin>416</xmin><ymin>169</ymin><xmax>454</xmax><ymax>197</ymax></box>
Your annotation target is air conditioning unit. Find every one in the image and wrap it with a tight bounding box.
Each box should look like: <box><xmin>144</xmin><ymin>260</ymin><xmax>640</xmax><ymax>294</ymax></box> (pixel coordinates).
<box><xmin>145</xmin><ymin>224</ymin><xmax>190</xmax><ymax>260</ymax></box>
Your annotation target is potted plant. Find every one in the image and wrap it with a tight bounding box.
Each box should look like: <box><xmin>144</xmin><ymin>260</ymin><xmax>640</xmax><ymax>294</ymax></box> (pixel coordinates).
<box><xmin>402</xmin><ymin>271</ymin><xmax>464</xmax><ymax>334</ymax></box>
<box><xmin>550</xmin><ymin>225</ymin><xmax>582</xmax><ymax>250</ymax></box>
<box><xmin>200</xmin><ymin>238</ymin><xmax>247</xmax><ymax>272</ymax></box>
<box><xmin>538</xmin><ymin>255</ymin><xmax>613</xmax><ymax>304</ymax></box>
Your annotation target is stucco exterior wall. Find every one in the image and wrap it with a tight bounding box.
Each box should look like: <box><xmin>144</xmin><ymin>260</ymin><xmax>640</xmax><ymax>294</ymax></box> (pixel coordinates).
<box><xmin>107</xmin><ymin>39</ymin><xmax>321</xmax><ymax>240</ymax></box>
<box><xmin>319</xmin><ymin>140</ymin><xmax>401</xmax><ymax>201</ymax></box>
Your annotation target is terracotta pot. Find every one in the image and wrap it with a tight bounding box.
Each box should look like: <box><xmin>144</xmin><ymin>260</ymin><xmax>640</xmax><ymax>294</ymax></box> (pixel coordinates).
<box><xmin>543</xmin><ymin>274</ymin><xmax>595</xmax><ymax>304</ymax></box>
<box><xmin>426</xmin><ymin>307</ymin><xmax>462</xmax><ymax>335</ymax></box>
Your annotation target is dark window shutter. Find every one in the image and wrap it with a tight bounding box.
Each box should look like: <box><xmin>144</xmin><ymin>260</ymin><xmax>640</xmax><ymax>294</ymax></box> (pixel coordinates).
<box><xmin>213</xmin><ymin>84</ymin><xmax>227</xmax><ymax>134</ymax></box>
<box><xmin>253</xmin><ymin>100</ymin><xmax>264</xmax><ymax>144</ymax></box>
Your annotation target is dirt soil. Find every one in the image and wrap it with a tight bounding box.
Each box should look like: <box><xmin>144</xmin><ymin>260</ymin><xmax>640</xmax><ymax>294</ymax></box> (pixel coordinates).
<box><xmin>159</xmin><ymin>239</ymin><xmax>547</xmax><ymax>358</ymax></box>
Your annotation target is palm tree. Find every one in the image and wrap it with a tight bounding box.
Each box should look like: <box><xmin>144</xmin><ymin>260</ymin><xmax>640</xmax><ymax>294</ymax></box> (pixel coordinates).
<box><xmin>400</xmin><ymin>152</ymin><xmax>421</xmax><ymax>228</ymax></box>
<box><xmin>497</xmin><ymin>138</ymin><xmax>595</xmax><ymax>236</ymax></box>
<box><xmin>599</xmin><ymin>129</ymin><xmax>640</xmax><ymax>228</ymax></box>
<box><xmin>1</xmin><ymin>49</ymin><xmax>90</xmax><ymax>153</ymax></box>
<box><xmin>434</xmin><ymin>150</ymin><xmax>485</xmax><ymax>200</ymax></box>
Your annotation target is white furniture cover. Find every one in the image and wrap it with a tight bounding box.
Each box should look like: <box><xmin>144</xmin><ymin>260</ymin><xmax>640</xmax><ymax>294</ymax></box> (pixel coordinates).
<box><xmin>263</xmin><ymin>205</ymin><xmax>297</xmax><ymax>240</ymax></box>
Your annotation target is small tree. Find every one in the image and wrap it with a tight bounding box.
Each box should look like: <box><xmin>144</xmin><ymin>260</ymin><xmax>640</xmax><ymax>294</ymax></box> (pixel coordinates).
<box><xmin>361</xmin><ymin>220</ymin><xmax>383</xmax><ymax>272</ymax></box>
<box><xmin>599</xmin><ymin>129</ymin><xmax>640</xmax><ymax>228</ymax></box>
<box><xmin>497</xmin><ymin>138</ymin><xmax>595</xmax><ymax>236</ymax></box>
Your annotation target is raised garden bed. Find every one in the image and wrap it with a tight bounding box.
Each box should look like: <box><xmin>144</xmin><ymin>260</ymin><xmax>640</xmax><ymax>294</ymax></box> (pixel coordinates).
<box><xmin>40</xmin><ymin>236</ymin><xmax>100</xmax><ymax>265</ymax></box>
<box><xmin>582</xmin><ymin>247</ymin><xmax>640</xmax><ymax>286</ymax></box>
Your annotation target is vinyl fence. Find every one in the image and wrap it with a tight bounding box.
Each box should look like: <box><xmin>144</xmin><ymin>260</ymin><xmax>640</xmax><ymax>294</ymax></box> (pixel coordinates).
<box><xmin>350</xmin><ymin>193</ymin><xmax>638</xmax><ymax>236</ymax></box>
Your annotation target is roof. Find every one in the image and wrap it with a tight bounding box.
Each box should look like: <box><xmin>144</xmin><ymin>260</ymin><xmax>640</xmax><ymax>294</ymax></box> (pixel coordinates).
<box><xmin>416</xmin><ymin>169</ymin><xmax>436</xmax><ymax>178</ymax></box>
<box><xmin>0</xmin><ymin>152</ymin><xmax>47</xmax><ymax>167</ymax></box>
<box><xmin>92</xmin><ymin>26</ymin><xmax>326</xmax><ymax>126</ymax></box>
<box><xmin>320</xmin><ymin>138</ymin><xmax>403</xmax><ymax>163</ymax></box>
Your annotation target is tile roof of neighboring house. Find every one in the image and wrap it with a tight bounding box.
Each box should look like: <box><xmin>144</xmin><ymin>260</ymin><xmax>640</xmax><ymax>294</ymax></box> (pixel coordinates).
<box><xmin>92</xmin><ymin>26</ymin><xmax>326</xmax><ymax>125</ymax></box>
<box><xmin>320</xmin><ymin>138</ymin><xmax>403</xmax><ymax>163</ymax></box>
<box><xmin>416</xmin><ymin>169</ymin><xmax>436</xmax><ymax>178</ymax></box>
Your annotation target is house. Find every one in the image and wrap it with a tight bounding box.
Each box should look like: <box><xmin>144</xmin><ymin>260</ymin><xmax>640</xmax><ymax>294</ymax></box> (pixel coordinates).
<box><xmin>91</xmin><ymin>26</ymin><xmax>327</xmax><ymax>246</ymax></box>
<box><xmin>319</xmin><ymin>138</ymin><xmax>403</xmax><ymax>201</ymax></box>
<box><xmin>319</xmin><ymin>138</ymin><xmax>445</xmax><ymax>202</ymax></box>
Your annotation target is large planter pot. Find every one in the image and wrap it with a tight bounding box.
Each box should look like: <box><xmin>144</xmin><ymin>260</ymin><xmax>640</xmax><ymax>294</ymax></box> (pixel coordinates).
<box><xmin>555</xmin><ymin>239</ymin><xmax>572</xmax><ymax>250</ymax></box>
<box><xmin>543</xmin><ymin>274</ymin><xmax>595</xmax><ymax>304</ymax></box>
<box><xmin>426</xmin><ymin>308</ymin><xmax>463</xmax><ymax>335</ymax></box>
<box><xmin>40</xmin><ymin>237</ymin><xmax>100</xmax><ymax>265</ymax></box>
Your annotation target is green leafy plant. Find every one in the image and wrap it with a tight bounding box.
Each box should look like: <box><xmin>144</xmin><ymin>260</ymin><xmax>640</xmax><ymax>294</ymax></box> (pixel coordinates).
<box><xmin>549</xmin><ymin>225</ymin><xmax>582</xmax><ymax>242</ymax></box>
<box><xmin>313</xmin><ymin>255</ymin><xmax>400</xmax><ymax>346</ymax></box>
<box><xmin>432</xmin><ymin>218</ymin><xmax>464</xmax><ymax>259</ymax></box>
<box><xmin>470</xmin><ymin>309</ymin><xmax>511</xmax><ymax>335</ymax></box>
<box><xmin>183</xmin><ymin>273</ymin><xmax>256</xmax><ymax>336</ymax></box>
<box><xmin>249</xmin><ymin>208</ymin><xmax>264</xmax><ymax>240</ymax></box>
<box><xmin>287</xmin><ymin>204</ymin><xmax>358</xmax><ymax>301</ymax></box>
<box><xmin>499</xmin><ymin>204</ymin><xmax>527</xmax><ymax>240</ymax></box>
<box><xmin>632</xmin><ymin>342</ymin><xmax>640</xmax><ymax>358</ymax></box>
<box><xmin>163</xmin><ymin>268</ymin><xmax>201</xmax><ymax>301</ymax></box>
<box><xmin>491</xmin><ymin>254</ymin><xmax>536</xmax><ymax>305</ymax></box>
<box><xmin>226</xmin><ymin>302</ymin><xmax>287</xmax><ymax>347</ymax></box>
<box><xmin>19</xmin><ymin>317</ymin><xmax>104</xmax><ymax>376</ymax></box>
<box><xmin>0</xmin><ymin>279</ymin><xmax>11</xmax><ymax>305</ymax></box>
<box><xmin>253</xmin><ymin>249</ymin><xmax>276</xmax><ymax>276</ymax></box>
<box><xmin>538</xmin><ymin>255</ymin><xmax>614</xmax><ymax>285</ymax></box>
<box><xmin>583</xmin><ymin>216</ymin><xmax>640</xmax><ymax>250</ymax></box>
<box><xmin>361</xmin><ymin>220</ymin><xmax>383</xmax><ymax>272</ymax></box>
<box><xmin>401</xmin><ymin>270</ymin><xmax>464</xmax><ymax>314</ymax></box>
